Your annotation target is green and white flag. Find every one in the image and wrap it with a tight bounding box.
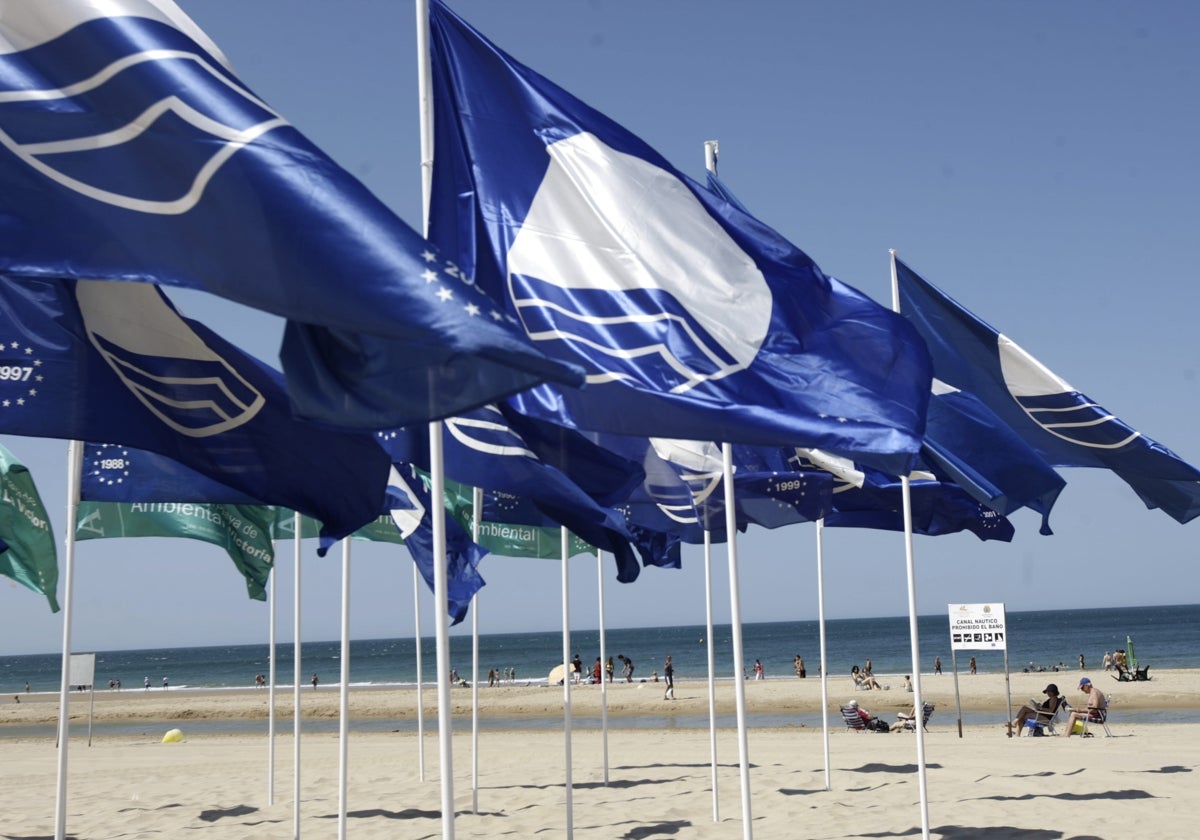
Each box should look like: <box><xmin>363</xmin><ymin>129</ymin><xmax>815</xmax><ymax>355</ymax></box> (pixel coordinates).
<box><xmin>272</xmin><ymin>509</ymin><xmax>404</xmax><ymax>544</ymax></box>
<box><xmin>0</xmin><ymin>442</ymin><xmax>59</xmax><ymax>612</ymax></box>
<box><xmin>444</xmin><ymin>480</ymin><xmax>594</xmax><ymax>559</ymax></box>
<box><xmin>76</xmin><ymin>502</ymin><xmax>276</xmax><ymax>600</ymax></box>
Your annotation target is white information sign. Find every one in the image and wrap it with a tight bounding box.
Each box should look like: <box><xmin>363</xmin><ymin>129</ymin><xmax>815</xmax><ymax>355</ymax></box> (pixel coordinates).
<box><xmin>948</xmin><ymin>603</ymin><xmax>1007</xmax><ymax>651</ymax></box>
<box><xmin>68</xmin><ymin>653</ymin><xmax>96</xmax><ymax>688</ymax></box>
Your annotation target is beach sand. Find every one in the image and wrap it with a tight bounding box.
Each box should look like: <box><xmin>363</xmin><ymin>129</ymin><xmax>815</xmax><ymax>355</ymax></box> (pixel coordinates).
<box><xmin>3</xmin><ymin>669</ymin><xmax>1198</xmax><ymax>839</ymax></box>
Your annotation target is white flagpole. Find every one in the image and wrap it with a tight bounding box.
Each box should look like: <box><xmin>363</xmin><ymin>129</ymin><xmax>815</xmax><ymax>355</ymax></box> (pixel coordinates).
<box><xmin>596</xmin><ymin>548</ymin><xmax>609</xmax><ymax>786</ymax></box>
<box><xmin>891</xmin><ymin>249</ymin><xmax>931</xmax><ymax>840</ymax></box>
<box><xmin>560</xmin><ymin>526</ymin><xmax>575</xmax><ymax>839</ymax></box>
<box><xmin>702</xmin><ymin>530</ymin><xmax>720</xmax><ymax>822</ymax></box>
<box><xmin>268</xmin><ymin>539</ymin><xmax>277</xmax><ymax>806</ymax></box>
<box><xmin>413</xmin><ymin>0</ymin><xmax>433</xmax><ymax>791</ymax></box>
<box><xmin>471</xmin><ymin>486</ymin><xmax>482</xmax><ymax>812</ymax></box>
<box><xmin>413</xmin><ymin>563</ymin><xmax>426</xmax><ymax>782</ymax></box>
<box><xmin>723</xmin><ymin>443</ymin><xmax>753</xmax><ymax>840</ymax></box>
<box><xmin>292</xmin><ymin>511</ymin><xmax>303</xmax><ymax>839</ymax></box>
<box><xmin>702</xmin><ymin>140</ymin><xmax>723</xmax><ymax>825</ymax></box>
<box><xmin>429</xmin><ymin>423</ymin><xmax>456</xmax><ymax>840</ymax></box>
<box><xmin>705</xmin><ymin>142</ymin><xmax>751</xmax><ymax>838</ymax></box>
<box><xmin>53</xmin><ymin>440</ymin><xmax>83</xmax><ymax>840</ymax></box>
<box><xmin>815</xmin><ymin>519</ymin><xmax>831</xmax><ymax>790</ymax></box>
<box><xmin>337</xmin><ymin>539</ymin><xmax>352</xmax><ymax>840</ymax></box>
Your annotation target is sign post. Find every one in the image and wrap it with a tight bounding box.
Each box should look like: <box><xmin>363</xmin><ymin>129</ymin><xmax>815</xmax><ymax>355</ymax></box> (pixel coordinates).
<box><xmin>67</xmin><ymin>654</ymin><xmax>96</xmax><ymax>747</ymax></box>
<box><xmin>947</xmin><ymin>604</ymin><xmax>1010</xmax><ymax>739</ymax></box>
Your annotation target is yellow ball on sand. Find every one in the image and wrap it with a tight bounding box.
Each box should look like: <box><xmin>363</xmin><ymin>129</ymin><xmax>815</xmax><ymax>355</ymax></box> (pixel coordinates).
<box><xmin>161</xmin><ymin>728</ymin><xmax>184</xmax><ymax>743</ymax></box>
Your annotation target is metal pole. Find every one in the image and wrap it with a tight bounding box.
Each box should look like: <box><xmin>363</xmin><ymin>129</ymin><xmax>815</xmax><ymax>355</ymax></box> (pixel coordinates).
<box><xmin>471</xmin><ymin>486</ymin><xmax>482</xmax><ymax>812</ymax></box>
<box><xmin>703</xmin><ymin>530</ymin><xmax>720</xmax><ymax>821</ymax></box>
<box><xmin>337</xmin><ymin>540</ymin><xmax>352</xmax><ymax>840</ymax></box>
<box><xmin>53</xmin><ymin>440</ymin><xmax>83</xmax><ymax>840</ymax></box>
<box><xmin>597</xmin><ymin>549</ymin><xmax>609</xmax><ymax>786</ymax></box>
<box><xmin>723</xmin><ymin>443</ymin><xmax>753</xmax><ymax>840</ymax></box>
<box><xmin>561</xmin><ymin>527</ymin><xmax>574</xmax><ymax>839</ymax></box>
<box><xmin>429</xmin><ymin>422</ymin><xmax>456</xmax><ymax>840</ymax></box>
<box><xmin>292</xmin><ymin>512</ymin><xmax>302</xmax><ymax>840</ymax></box>
<box><xmin>268</xmin><ymin>545</ymin><xmax>277</xmax><ymax>804</ymax></box>
<box><xmin>815</xmin><ymin>519</ymin><xmax>831</xmax><ymax>790</ymax></box>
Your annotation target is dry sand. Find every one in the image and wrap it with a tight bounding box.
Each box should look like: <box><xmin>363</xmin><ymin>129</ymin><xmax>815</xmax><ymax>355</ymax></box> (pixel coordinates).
<box><xmin>2</xmin><ymin>668</ymin><xmax>1198</xmax><ymax>839</ymax></box>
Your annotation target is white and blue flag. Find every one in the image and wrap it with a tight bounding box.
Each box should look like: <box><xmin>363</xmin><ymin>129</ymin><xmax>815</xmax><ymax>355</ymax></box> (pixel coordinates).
<box><xmin>427</xmin><ymin>1</ymin><xmax>931</xmax><ymax>475</ymax></box>
<box><xmin>897</xmin><ymin>257</ymin><xmax>1200</xmax><ymax>524</ymax></box>
<box><xmin>0</xmin><ymin>276</ymin><xmax>391</xmax><ymax>543</ymax></box>
<box><xmin>0</xmin><ymin>0</ymin><xmax>580</xmax><ymax>428</ymax></box>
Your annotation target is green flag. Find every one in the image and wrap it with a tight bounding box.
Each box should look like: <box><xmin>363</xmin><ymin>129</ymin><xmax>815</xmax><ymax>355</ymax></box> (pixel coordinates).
<box><xmin>76</xmin><ymin>502</ymin><xmax>276</xmax><ymax>600</ymax></box>
<box><xmin>444</xmin><ymin>479</ymin><xmax>594</xmax><ymax>559</ymax></box>
<box><xmin>272</xmin><ymin>508</ymin><xmax>405</xmax><ymax>544</ymax></box>
<box><xmin>0</xmin><ymin>442</ymin><xmax>60</xmax><ymax>612</ymax></box>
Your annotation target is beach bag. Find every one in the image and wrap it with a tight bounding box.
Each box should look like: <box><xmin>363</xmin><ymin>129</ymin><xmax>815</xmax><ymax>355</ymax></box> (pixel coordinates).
<box><xmin>872</xmin><ymin>718</ymin><xmax>890</xmax><ymax>733</ymax></box>
<box><xmin>1072</xmin><ymin>720</ymin><xmax>1085</xmax><ymax>735</ymax></box>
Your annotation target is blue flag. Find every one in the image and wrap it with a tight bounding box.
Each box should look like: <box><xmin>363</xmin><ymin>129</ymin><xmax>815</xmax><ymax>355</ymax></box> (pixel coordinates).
<box><xmin>427</xmin><ymin>1</ymin><xmax>932</xmax><ymax>474</ymax></box>
<box><xmin>599</xmin><ymin>437</ymin><xmax>833</xmax><ymax>546</ymax></box>
<box><xmin>0</xmin><ymin>1</ymin><xmax>581</xmax><ymax>428</ymax></box>
<box><xmin>385</xmin><ymin>464</ymin><xmax>486</xmax><ymax>625</ymax></box>
<box><xmin>922</xmin><ymin>382</ymin><xmax>1065</xmax><ymax>535</ymax></box>
<box><xmin>896</xmin><ymin>257</ymin><xmax>1200</xmax><ymax>524</ymax></box>
<box><xmin>0</xmin><ymin>276</ymin><xmax>390</xmax><ymax>542</ymax></box>
<box><xmin>790</xmin><ymin>450</ymin><xmax>1015</xmax><ymax>542</ymax></box>
<box><xmin>82</xmin><ymin>443</ymin><xmax>259</xmax><ymax>505</ymax></box>
<box><xmin>377</xmin><ymin>407</ymin><xmax>648</xmax><ymax>582</ymax></box>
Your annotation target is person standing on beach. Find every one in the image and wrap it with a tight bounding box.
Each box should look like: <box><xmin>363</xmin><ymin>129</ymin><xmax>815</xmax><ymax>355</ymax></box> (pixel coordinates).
<box><xmin>1079</xmin><ymin>653</ymin><xmax>1085</xmax><ymax>670</ymax></box>
<box><xmin>592</xmin><ymin>658</ymin><xmax>602</xmax><ymax>685</ymax></box>
<box><xmin>969</xmin><ymin>657</ymin><xmax>977</xmax><ymax>675</ymax></box>
<box><xmin>24</xmin><ymin>681</ymin><xmax>29</xmax><ymax>693</ymax></box>
<box><xmin>663</xmin><ymin>655</ymin><xmax>675</xmax><ymax>700</ymax></box>
<box><xmin>144</xmin><ymin>676</ymin><xmax>150</xmax><ymax>690</ymax></box>
<box><xmin>162</xmin><ymin>676</ymin><xmax>169</xmax><ymax>689</ymax></box>
<box><xmin>934</xmin><ymin>657</ymin><xmax>942</xmax><ymax>675</ymax></box>
<box><xmin>754</xmin><ymin>659</ymin><xmax>764</xmax><ymax>680</ymax></box>
<box><xmin>794</xmin><ymin>655</ymin><xmax>803</xmax><ymax>679</ymax></box>
<box><xmin>311</xmin><ymin>673</ymin><xmax>319</xmax><ymax>690</ymax></box>
<box><xmin>1103</xmin><ymin>651</ymin><xmax>1113</xmax><ymax>671</ymax></box>
<box><xmin>605</xmin><ymin>656</ymin><xmax>614</xmax><ymax>683</ymax></box>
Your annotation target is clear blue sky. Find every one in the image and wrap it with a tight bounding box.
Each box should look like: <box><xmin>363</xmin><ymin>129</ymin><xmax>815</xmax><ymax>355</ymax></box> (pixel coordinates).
<box><xmin>3</xmin><ymin>1</ymin><xmax>1198</xmax><ymax>656</ymax></box>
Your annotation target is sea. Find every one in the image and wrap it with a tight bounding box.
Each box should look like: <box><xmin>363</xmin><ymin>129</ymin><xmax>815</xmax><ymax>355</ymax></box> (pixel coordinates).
<box><xmin>4</xmin><ymin>603</ymin><xmax>1194</xmax><ymax>694</ymax></box>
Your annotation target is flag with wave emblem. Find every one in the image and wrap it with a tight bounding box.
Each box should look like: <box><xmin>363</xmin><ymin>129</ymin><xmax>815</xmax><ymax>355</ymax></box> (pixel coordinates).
<box><xmin>0</xmin><ymin>276</ymin><xmax>390</xmax><ymax>543</ymax></box>
<box><xmin>896</xmin><ymin>257</ymin><xmax>1200</xmax><ymax>524</ymax></box>
<box><xmin>427</xmin><ymin>0</ymin><xmax>931</xmax><ymax>474</ymax></box>
<box><xmin>0</xmin><ymin>0</ymin><xmax>580</xmax><ymax>428</ymax></box>
<box><xmin>377</xmin><ymin>406</ymin><xmax>649</xmax><ymax>582</ymax></box>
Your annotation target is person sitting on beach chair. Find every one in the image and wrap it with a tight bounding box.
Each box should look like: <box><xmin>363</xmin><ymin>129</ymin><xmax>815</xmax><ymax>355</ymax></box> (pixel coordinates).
<box><xmin>1007</xmin><ymin>683</ymin><xmax>1063</xmax><ymax>737</ymax></box>
<box><xmin>892</xmin><ymin>702</ymin><xmax>935</xmax><ymax>732</ymax></box>
<box><xmin>1064</xmin><ymin>677</ymin><xmax>1108</xmax><ymax>737</ymax></box>
<box><xmin>842</xmin><ymin>699</ymin><xmax>889</xmax><ymax>732</ymax></box>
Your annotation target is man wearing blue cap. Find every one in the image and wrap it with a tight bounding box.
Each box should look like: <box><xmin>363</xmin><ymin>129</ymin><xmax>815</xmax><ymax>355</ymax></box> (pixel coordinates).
<box><xmin>1063</xmin><ymin>677</ymin><xmax>1108</xmax><ymax>737</ymax></box>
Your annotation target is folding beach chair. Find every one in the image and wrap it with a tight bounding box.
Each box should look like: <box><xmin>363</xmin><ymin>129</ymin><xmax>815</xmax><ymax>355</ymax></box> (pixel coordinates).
<box><xmin>1080</xmin><ymin>695</ymin><xmax>1114</xmax><ymax>737</ymax></box>
<box><xmin>841</xmin><ymin>704</ymin><xmax>868</xmax><ymax>732</ymax></box>
<box><xmin>900</xmin><ymin>703</ymin><xmax>935</xmax><ymax>733</ymax></box>
<box><xmin>1025</xmin><ymin>699</ymin><xmax>1064</xmax><ymax>737</ymax></box>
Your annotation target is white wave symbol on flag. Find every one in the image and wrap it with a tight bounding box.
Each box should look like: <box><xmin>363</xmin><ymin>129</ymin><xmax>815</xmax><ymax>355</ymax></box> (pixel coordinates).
<box><xmin>76</xmin><ymin>280</ymin><xmax>264</xmax><ymax>437</ymax></box>
<box><xmin>506</xmin><ymin>132</ymin><xmax>772</xmax><ymax>392</ymax></box>
<box><xmin>0</xmin><ymin>40</ymin><xmax>286</xmax><ymax>214</ymax></box>
<box><xmin>998</xmin><ymin>334</ymin><xmax>1140</xmax><ymax>450</ymax></box>
<box><xmin>444</xmin><ymin>407</ymin><xmax>538</xmax><ymax>459</ymax></box>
